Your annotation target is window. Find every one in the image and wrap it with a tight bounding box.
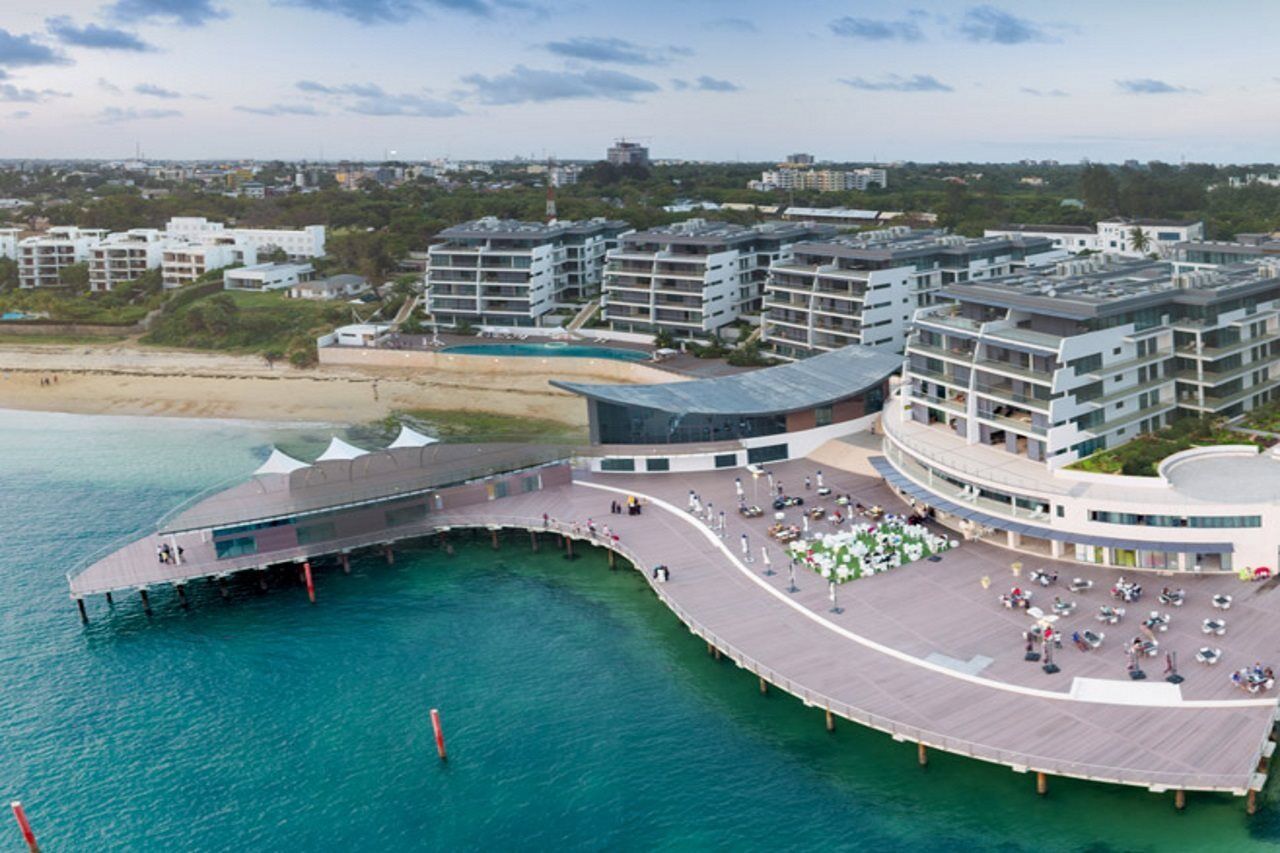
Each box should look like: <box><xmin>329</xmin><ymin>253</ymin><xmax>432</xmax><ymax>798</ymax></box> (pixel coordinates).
<box><xmin>601</xmin><ymin>457</ymin><xmax>636</xmax><ymax>471</ymax></box>
<box><xmin>645</xmin><ymin>457</ymin><xmax>670</xmax><ymax>472</ymax></box>
<box><xmin>521</xmin><ymin>475</ymin><xmax>541</xmax><ymax>493</ymax></box>
<box><xmin>385</xmin><ymin>505</ymin><xmax>426</xmax><ymax>527</ymax></box>
<box><xmin>714</xmin><ymin>453</ymin><xmax>738</xmax><ymax>468</ymax></box>
<box><xmin>215</xmin><ymin>536</ymin><xmax>257</xmax><ymax>559</ymax></box>
<box><xmin>296</xmin><ymin>521</ymin><xmax>337</xmax><ymax>544</ymax></box>
<box><xmin>747</xmin><ymin>443</ymin><xmax>788</xmax><ymax>464</ymax></box>
<box><xmin>486</xmin><ymin>481</ymin><xmax>509</xmax><ymax>500</ymax></box>
<box><xmin>815</xmin><ymin>405</ymin><xmax>833</xmax><ymax>427</ymax></box>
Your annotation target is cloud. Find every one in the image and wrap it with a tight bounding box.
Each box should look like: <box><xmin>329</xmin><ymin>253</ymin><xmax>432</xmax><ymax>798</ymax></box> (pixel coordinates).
<box><xmin>829</xmin><ymin>16</ymin><xmax>924</xmax><ymax>41</ymax></box>
<box><xmin>1021</xmin><ymin>86</ymin><xmax>1068</xmax><ymax>97</ymax></box>
<box><xmin>108</xmin><ymin>0</ymin><xmax>229</xmax><ymax>27</ymax></box>
<box><xmin>98</xmin><ymin>77</ymin><xmax>123</xmax><ymax>94</ymax></box>
<box><xmin>544</xmin><ymin>37</ymin><xmax>684</xmax><ymax>66</ymax></box>
<box><xmin>45</xmin><ymin>16</ymin><xmax>155</xmax><ymax>51</ymax></box>
<box><xmin>235</xmin><ymin>103</ymin><xmax>326</xmax><ymax>116</ymax></box>
<box><xmin>840</xmin><ymin>74</ymin><xmax>953</xmax><ymax>92</ymax></box>
<box><xmin>134</xmin><ymin>82</ymin><xmax>182</xmax><ymax>98</ymax></box>
<box><xmin>1116</xmin><ymin>78</ymin><xmax>1191</xmax><ymax>95</ymax></box>
<box><xmin>98</xmin><ymin>106</ymin><xmax>183</xmax><ymax>122</ymax></box>
<box><xmin>462</xmin><ymin>65</ymin><xmax>660</xmax><ymax>104</ymax></box>
<box><xmin>958</xmin><ymin>5</ymin><xmax>1053</xmax><ymax>44</ymax></box>
<box><xmin>12</xmin><ymin>110</ymin><xmax>31</xmax><ymax>119</ymax></box>
<box><xmin>672</xmin><ymin>75</ymin><xmax>740</xmax><ymax>93</ymax></box>
<box><xmin>293</xmin><ymin>80</ymin><xmax>461</xmax><ymax>116</ymax></box>
<box><xmin>0</xmin><ymin>83</ymin><xmax>69</xmax><ymax>103</ymax></box>
<box><xmin>280</xmin><ymin>0</ymin><xmax>493</xmax><ymax>24</ymax></box>
<box><xmin>706</xmin><ymin>17</ymin><xmax>756</xmax><ymax>33</ymax></box>
<box><xmin>0</xmin><ymin>28</ymin><xmax>70</xmax><ymax>67</ymax></box>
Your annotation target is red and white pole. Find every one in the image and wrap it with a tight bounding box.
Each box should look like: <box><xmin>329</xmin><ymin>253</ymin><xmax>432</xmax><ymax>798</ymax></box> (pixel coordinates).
<box><xmin>303</xmin><ymin>561</ymin><xmax>315</xmax><ymax>604</ymax></box>
<box><xmin>11</xmin><ymin>801</ymin><xmax>39</xmax><ymax>853</ymax></box>
<box><xmin>430</xmin><ymin>708</ymin><xmax>447</xmax><ymax>761</ymax></box>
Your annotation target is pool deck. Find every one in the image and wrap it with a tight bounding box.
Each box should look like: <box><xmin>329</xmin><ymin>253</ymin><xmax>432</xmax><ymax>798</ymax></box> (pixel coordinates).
<box><xmin>68</xmin><ymin>454</ymin><xmax>1280</xmax><ymax>799</ymax></box>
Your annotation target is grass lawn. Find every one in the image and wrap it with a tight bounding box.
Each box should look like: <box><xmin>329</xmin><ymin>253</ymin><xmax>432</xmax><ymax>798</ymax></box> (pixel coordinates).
<box><xmin>0</xmin><ymin>332</ymin><xmax>131</xmax><ymax>346</ymax></box>
<box><xmin>1068</xmin><ymin>416</ymin><xmax>1273</xmax><ymax>476</ymax></box>
<box><xmin>392</xmin><ymin>408</ymin><xmax>587</xmax><ymax>444</ymax></box>
<box><xmin>141</xmin><ymin>287</ymin><xmax>350</xmax><ymax>358</ymax></box>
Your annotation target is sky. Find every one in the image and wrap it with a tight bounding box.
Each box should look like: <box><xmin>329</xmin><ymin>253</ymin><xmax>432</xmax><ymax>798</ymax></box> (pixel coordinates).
<box><xmin>0</xmin><ymin>0</ymin><xmax>1277</xmax><ymax>163</ymax></box>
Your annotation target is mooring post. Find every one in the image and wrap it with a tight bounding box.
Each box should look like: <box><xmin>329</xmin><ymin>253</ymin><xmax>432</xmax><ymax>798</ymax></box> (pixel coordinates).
<box><xmin>303</xmin><ymin>562</ymin><xmax>315</xmax><ymax>604</ymax></box>
<box><xmin>341</xmin><ymin>553</ymin><xmax>351</xmax><ymax>574</ymax></box>
<box><xmin>825</xmin><ymin>708</ymin><xmax>835</xmax><ymax>732</ymax></box>
<box><xmin>75</xmin><ymin>598</ymin><xmax>87</xmax><ymax>624</ymax></box>
<box><xmin>175</xmin><ymin>584</ymin><xmax>188</xmax><ymax>607</ymax></box>
<box><xmin>918</xmin><ymin>742</ymin><xmax>928</xmax><ymax>767</ymax></box>
<box><xmin>1036</xmin><ymin>772</ymin><xmax>1048</xmax><ymax>796</ymax></box>
<box><xmin>10</xmin><ymin>801</ymin><xmax>39</xmax><ymax>853</ymax></box>
<box><xmin>139</xmin><ymin>588</ymin><xmax>151</xmax><ymax>614</ymax></box>
<box><xmin>384</xmin><ymin>546</ymin><xmax>395</xmax><ymax>565</ymax></box>
<box><xmin>1175</xmin><ymin>789</ymin><xmax>1186</xmax><ymax>811</ymax></box>
<box><xmin>1248</xmin><ymin>789</ymin><xmax>1258</xmax><ymax>815</ymax></box>
<box><xmin>430</xmin><ymin>708</ymin><xmax>447</xmax><ymax>761</ymax></box>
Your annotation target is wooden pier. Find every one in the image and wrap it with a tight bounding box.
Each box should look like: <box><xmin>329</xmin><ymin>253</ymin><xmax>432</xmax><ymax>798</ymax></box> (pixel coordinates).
<box><xmin>68</xmin><ymin>458</ymin><xmax>1279</xmax><ymax>802</ymax></box>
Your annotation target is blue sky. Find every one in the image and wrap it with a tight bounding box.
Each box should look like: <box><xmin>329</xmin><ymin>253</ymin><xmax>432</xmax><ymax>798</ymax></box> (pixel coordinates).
<box><xmin>0</xmin><ymin>0</ymin><xmax>1275</xmax><ymax>162</ymax></box>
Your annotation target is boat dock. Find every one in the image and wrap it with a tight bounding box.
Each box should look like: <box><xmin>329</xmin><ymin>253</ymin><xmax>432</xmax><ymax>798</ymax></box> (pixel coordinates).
<box><xmin>68</xmin><ymin>455</ymin><xmax>1280</xmax><ymax>808</ymax></box>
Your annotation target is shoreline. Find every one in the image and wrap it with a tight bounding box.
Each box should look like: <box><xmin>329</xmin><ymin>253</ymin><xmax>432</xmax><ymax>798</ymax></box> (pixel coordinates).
<box><xmin>0</xmin><ymin>342</ymin><xmax>591</xmax><ymax>426</ymax></box>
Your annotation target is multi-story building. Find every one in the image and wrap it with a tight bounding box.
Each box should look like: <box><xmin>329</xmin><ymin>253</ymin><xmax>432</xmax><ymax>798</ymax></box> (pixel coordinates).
<box><xmin>17</xmin><ymin>226</ymin><xmax>108</xmax><ymax>288</ymax></box>
<box><xmin>607</xmin><ymin>141</ymin><xmax>649</xmax><ymax>168</ymax></box>
<box><xmin>785</xmin><ymin>153</ymin><xmax>815</xmax><ymax>166</ymax></box>
<box><xmin>426</xmin><ymin>217</ymin><xmax>629</xmax><ymax>328</ymax></box>
<box><xmin>223</xmin><ymin>262</ymin><xmax>314</xmax><ymax>292</ymax></box>
<box><xmin>164</xmin><ymin>217</ymin><xmax>325</xmax><ymax>259</ymax></box>
<box><xmin>162</xmin><ymin>236</ymin><xmax>257</xmax><ymax>287</ymax></box>
<box><xmin>1095</xmin><ymin>218</ymin><xmax>1204</xmax><ymax>257</ymax></box>
<box><xmin>0</xmin><ymin>227</ymin><xmax>20</xmax><ymax>259</ymax></box>
<box><xmin>881</xmin><ymin>256</ymin><xmax>1280</xmax><ymax>573</ymax></box>
<box><xmin>1175</xmin><ymin>234</ymin><xmax>1280</xmax><ymax>267</ymax></box>
<box><xmin>982</xmin><ymin>224</ymin><xmax>1100</xmax><ymax>253</ymax></box>
<box><xmin>764</xmin><ymin>229</ymin><xmax>1065</xmax><ymax>359</ymax></box>
<box><xmin>754</xmin><ymin>168</ymin><xmax>888</xmax><ymax>192</ymax></box>
<box><xmin>88</xmin><ymin>229</ymin><xmax>171</xmax><ymax>292</ymax></box>
<box><xmin>602</xmin><ymin>219</ymin><xmax>831</xmax><ymax>339</ymax></box>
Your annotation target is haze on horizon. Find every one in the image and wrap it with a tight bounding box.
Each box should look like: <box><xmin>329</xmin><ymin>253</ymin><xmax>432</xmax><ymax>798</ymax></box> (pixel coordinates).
<box><xmin>0</xmin><ymin>0</ymin><xmax>1274</xmax><ymax>164</ymax></box>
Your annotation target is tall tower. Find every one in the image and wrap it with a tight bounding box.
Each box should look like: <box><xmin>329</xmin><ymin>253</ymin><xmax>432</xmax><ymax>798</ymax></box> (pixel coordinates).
<box><xmin>545</xmin><ymin>155</ymin><xmax>557</xmax><ymax>223</ymax></box>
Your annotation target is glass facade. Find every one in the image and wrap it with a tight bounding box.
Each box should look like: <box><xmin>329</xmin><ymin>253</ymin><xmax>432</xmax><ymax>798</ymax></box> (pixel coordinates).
<box><xmin>594</xmin><ymin>400</ymin><xmax>787</xmax><ymax>445</ymax></box>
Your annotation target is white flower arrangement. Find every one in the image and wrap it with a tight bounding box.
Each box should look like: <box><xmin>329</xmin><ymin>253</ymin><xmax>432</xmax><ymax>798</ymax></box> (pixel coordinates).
<box><xmin>791</xmin><ymin>520</ymin><xmax>953</xmax><ymax>583</ymax></box>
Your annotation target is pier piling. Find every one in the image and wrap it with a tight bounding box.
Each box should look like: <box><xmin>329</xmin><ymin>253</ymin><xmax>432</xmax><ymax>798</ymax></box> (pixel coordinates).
<box><xmin>10</xmin><ymin>801</ymin><xmax>39</xmax><ymax>853</ymax></box>
<box><xmin>530</xmin><ymin>531</ymin><xmax>539</xmax><ymax>552</ymax></box>
<box><xmin>218</xmin><ymin>577</ymin><xmax>229</xmax><ymax>599</ymax></box>
<box><xmin>918</xmin><ymin>742</ymin><xmax>928</xmax><ymax>767</ymax></box>
<box><xmin>75</xmin><ymin>599</ymin><xmax>87</xmax><ymax>624</ymax></box>
<box><xmin>139</xmin><ymin>588</ymin><xmax>151</xmax><ymax>614</ymax></box>
<box><xmin>304</xmin><ymin>562</ymin><xmax>315</xmax><ymax>604</ymax></box>
<box><xmin>1036</xmin><ymin>772</ymin><xmax>1048</xmax><ymax>796</ymax></box>
<box><xmin>341</xmin><ymin>553</ymin><xmax>351</xmax><ymax>574</ymax></box>
<box><xmin>1175</xmin><ymin>789</ymin><xmax>1186</xmax><ymax>811</ymax></box>
<box><xmin>175</xmin><ymin>585</ymin><xmax>188</xmax><ymax>608</ymax></box>
<box><xmin>491</xmin><ymin>529</ymin><xmax>500</xmax><ymax>550</ymax></box>
<box><xmin>430</xmin><ymin>708</ymin><xmax>447</xmax><ymax>761</ymax></box>
<box><xmin>105</xmin><ymin>592</ymin><xmax>113</xmax><ymax>605</ymax></box>
<box><xmin>825</xmin><ymin>708</ymin><xmax>835</xmax><ymax>732</ymax></box>
<box><xmin>384</xmin><ymin>546</ymin><xmax>395</xmax><ymax>565</ymax></box>
<box><xmin>565</xmin><ymin>538</ymin><xmax>575</xmax><ymax>560</ymax></box>
<box><xmin>1248</xmin><ymin>789</ymin><xmax>1258</xmax><ymax>815</ymax></box>
<box><xmin>759</xmin><ymin>677</ymin><xmax>768</xmax><ymax>695</ymax></box>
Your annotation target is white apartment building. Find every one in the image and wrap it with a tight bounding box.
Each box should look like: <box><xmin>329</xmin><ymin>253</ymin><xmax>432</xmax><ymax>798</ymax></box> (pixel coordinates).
<box><xmin>223</xmin><ymin>262</ymin><xmax>314</xmax><ymax>292</ymax></box>
<box><xmin>162</xmin><ymin>236</ymin><xmax>257</xmax><ymax>287</ymax></box>
<box><xmin>88</xmin><ymin>229</ymin><xmax>171</xmax><ymax>292</ymax></box>
<box><xmin>426</xmin><ymin>217</ymin><xmax>629</xmax><ymax>328</ymax></box>
<box><xmin>753</xmin><ymin>168</ymin><xmax>888</xmax><ymax>193</ymax></box>
<box><xmin>880</xmin><ymin>255</ymin><xmax>1280</xmax><ymax>573</ymax></box>
<box><xmin>17</xmin><ymin>226</ymin><xmax>108</xmax><ymax>288</ymax></box>
<box><xmin>164</xmin><ymin>217</ymin><xmax>326</xmax><ymax>259</ymax></box>
<box><xmin>0</xmin><ymin>227</ymin><xmax>20</xmax><ymax>259</ymax></box>
<box><xmin>764</xmin><ymin>228</ymin><xmax>1065</xmax><ymax>359</ymax></box>
<box><xmin>603</xmin><ymin>219</ymin><xmax>829</xmax><ymax>339</ymax></box>
<box><xmin>986</xmin><ymin>219</ymin><xmax>1205</xmax><ymax>259</ymax></box>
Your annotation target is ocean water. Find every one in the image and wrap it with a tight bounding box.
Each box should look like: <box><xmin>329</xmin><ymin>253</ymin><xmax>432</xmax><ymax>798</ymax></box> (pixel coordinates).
<box><xmin>1</xmin><ymin>408</ymin><xmax>1278</xmax><ymax>852</ymax></box>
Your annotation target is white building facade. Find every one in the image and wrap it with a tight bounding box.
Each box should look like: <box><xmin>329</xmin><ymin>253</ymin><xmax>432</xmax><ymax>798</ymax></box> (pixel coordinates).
<box><xmin>17</xmin><ymin>226</ymin><xmax>108</xmax><ymax>288</ymax></box>
<box><xmin>164</xmin><ymin>217</ymin><xmax>326</xmax><ymax>259</ymax></box>
<box><xmin>223</xmin><ymin>262</ymin><xmax>314</xmax><ymax>292</ymax></box>
<box><xmin>88</xmin><ymin>229</ymin><xmax>171</xmax><ymax>292</ymax></box>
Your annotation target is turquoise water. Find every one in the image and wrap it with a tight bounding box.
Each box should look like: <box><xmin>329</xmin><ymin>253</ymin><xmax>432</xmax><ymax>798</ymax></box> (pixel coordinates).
<box><xmin>442</xmin><ymin>342</ymin><xmax>651</xmax><ymax>361</ymax></box>
<box><xmin>2</xmin><ymin>409</ymin><xmax>1279</xmax><ymax>851</ymax></box>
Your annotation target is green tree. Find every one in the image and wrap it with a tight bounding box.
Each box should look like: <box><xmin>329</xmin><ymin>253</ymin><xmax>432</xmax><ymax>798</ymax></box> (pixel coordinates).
<box><xmin>1129</xmin><ymin>226</ymin><xmax>1151</xmax><ymax>254</ymax></box>
<box><xmin>58</xmin><ymin>262</ymin><xmax>90</xmax><ymax>294</ymax></box>
<box><xmin>1080</xmin><ymin>164</ymin><xmax>1119</xmax><ymax>214</ymax></box>
<box><xmin>0</xmin><ymin>257</ymin><xmax>17</xmax><ymax>293</ymax></box>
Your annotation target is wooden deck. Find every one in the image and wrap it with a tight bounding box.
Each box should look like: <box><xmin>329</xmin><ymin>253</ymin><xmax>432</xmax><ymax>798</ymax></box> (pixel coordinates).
<box><xmin>68</xmin><ymin>458</ymin><xmax>1279</xmax><ymax>797</ymax></box>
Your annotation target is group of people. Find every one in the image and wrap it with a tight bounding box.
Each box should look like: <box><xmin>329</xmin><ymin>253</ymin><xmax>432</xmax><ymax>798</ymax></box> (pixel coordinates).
<box><xmin>1000</xmin><ymin>586</ymin><xmax>1033</xmax><ymax>609</ymax></box>
<box><xmin>1232</xmin><ymin>663</ymin><xmax>1276</xmax><ymax>694</ymax></box>
<box><xmin>155</xmin><ymin>541</ymin><xmax>183</xmax><ymax>565</ymax></box>
<box><xmin>610</xmin><ymin>495</ymin><xmax>643</xmax><ymax>516</ymax></box>
<box><xmin>38</xmin><ymin>375</ymin><xmax>59</xmax><ymax>387</ymax></box>
<box><xmin>1111</xmin><ymin>577</ymin><xmax>1143</xmax><ymax>603</ymax></box>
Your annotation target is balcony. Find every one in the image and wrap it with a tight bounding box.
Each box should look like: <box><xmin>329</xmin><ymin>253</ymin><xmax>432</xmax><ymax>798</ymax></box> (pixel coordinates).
<box><xmin>1177</xmin><ymin>332</ymin><xmax>1280</xmax><ymax>360</ymax></box>
<box><xmin>973</xmin><ymin>381</ymin><xmax>1051</xmax><ymax>412</ymax></box>
<box><xmin>977</xmin><ymin>411</ymin><xmax>1046</xmax><ymax>437</ymax></box>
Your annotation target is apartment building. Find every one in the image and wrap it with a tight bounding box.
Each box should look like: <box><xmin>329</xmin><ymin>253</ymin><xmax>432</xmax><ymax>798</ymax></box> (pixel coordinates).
<box><xmin>764</xmin><ymin>228</ymin><xmax>1065</xmax><ymax>359</ymax></box>
<box><xmin>88</xmin><ymin>229</ymin><xmax>171</xmax><ymax>291</ymax></box>
<box><xmin>902</xmin><ymin>256</ymin><xmax>1280</xmax><ymax>471</ymax></box>
<box><xmin>753</xmin><ymin>168</ymin><xmax>888</xmax><ymax>192</ymax></box>
<box><xmin>426</xmin><ymin>217</ymin><xmax>629</xmax><ymax>328</ymax></box>
<box><xmin>164</xmin><ymin>217</ymin><xmax>326</xmax><ymax>259</ymax></box>
<box><xmin>987</xmin><ymin>219</ymin><xmax>1205</xmax><ymax>259</ymax></box>
<box><xmin>17</xmin><ymin>226</ymin><xmax>108</xmax><ymax>288</ymax></box>
<box><xmin>607</xmin><ymin>141</ymin><xmax>649</xmax><ymax>168</ymax></box>
<box><xmin>223</xmin><ymin>262</ymin><xmax>314</xmax><ymax>292</ymax></box>
<box><xmin>0</xmin><ymin>227</ymin><xmax>21</xmax><ymax>259</ymax></box>
<box><xmin>1175</xmin><ymin>234</ymin><xmax>1280</xmax><ymax>267</ymax></box>
<box><xmin>982</xmin><ymin>223</ymin><xmax>1100</xmax><ymax>253</ymax></box>
<box><xmin>162</xmin><ymin>236</ymin><xmax>257</xmax><ymax>287</ymax></box>
<box><xmin>602</xmin><ymin>219</ymin><xmax>829</xmax><ymax>338</ymax></box>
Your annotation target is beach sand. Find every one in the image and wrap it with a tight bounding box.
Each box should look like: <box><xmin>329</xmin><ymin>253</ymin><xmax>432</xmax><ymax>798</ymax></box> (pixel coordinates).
<box><xmin>0</xmin><ymin>343</ymin><xmax>590</xmax><ymax>426</ymax></box>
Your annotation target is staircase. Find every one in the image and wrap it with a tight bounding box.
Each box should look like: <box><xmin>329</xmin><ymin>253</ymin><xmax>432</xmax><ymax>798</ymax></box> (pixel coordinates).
<box><xmin>391</xmin><ymin>294</ymin><xmax>420</xmax><ymax>328</ymax></box>
<box><xmin>566</xmin><ymin>298</ymin><xmax>601</xmax><ymax>333</ymax></box>
<box><xmin>741</xmin><ymin>323</ymin><xmax>765</xmax><ymax>346</ymax></box>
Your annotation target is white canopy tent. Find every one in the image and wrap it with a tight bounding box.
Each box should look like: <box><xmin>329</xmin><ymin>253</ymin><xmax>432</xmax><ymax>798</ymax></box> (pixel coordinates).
<box><xmin>253</xmin><ymin>448</ymin><xmax>311</xmax><ymax>476</ymax></box>
<box><xmin>388</xmin><ymin>425</ymin><xmax>438</xmax><ymax>448</ymax></box>
<box><xmin>316</xmin><ymin>437</ymin><xmax>369</xmax><ymax>461</ymax></box>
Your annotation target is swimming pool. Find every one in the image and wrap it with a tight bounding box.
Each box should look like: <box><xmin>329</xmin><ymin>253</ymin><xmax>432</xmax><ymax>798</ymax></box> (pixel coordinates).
<box><xmin>1</xmin><ymin>311</ymin><xmax>33</xmax><ymax>321</ymax></box>
<box><xmin>442</xmin><ymin>342</ymin><xmax>651</xmax><ymax>361</ymax></box>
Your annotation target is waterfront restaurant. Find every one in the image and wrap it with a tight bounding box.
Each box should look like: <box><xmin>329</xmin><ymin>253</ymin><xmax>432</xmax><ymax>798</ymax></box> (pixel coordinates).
<box><xmin>555</xmin><ymin>344</ymin><xmax>901</xmax><ymax>472</ymax></box>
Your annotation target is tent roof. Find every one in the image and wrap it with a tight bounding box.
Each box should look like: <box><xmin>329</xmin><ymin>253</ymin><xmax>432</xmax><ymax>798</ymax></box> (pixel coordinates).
<box><xmin>316</xmin><ymin>437</ymin><xmax>368</xmax><ymax>461</ymax></box>
<box><xmin>389</xmin><ymin>425</ymin><xmax>438</xmax><ymax>448</ymax></box>
<box><xmin>253</xmin><ymin>448</ymin><xmax>310</xmax><ymax>476</ymax></box>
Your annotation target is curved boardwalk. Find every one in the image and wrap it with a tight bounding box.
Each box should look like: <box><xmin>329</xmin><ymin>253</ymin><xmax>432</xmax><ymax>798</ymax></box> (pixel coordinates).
<box><xmin>70</xmin><ymin>460</ymin><xmax>1277</xmax><ymax>799</ymax></box>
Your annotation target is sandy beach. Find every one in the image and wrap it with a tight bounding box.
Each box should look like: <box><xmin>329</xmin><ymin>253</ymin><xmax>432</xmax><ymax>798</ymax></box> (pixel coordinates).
<box><xmin>0</xmin><ymin>343</ymin><xmax>591</xmax><ymax>426</ymax></box>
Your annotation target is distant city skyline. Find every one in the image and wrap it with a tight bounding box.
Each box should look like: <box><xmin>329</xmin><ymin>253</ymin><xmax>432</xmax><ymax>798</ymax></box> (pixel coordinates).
<box><xmin>1</xmin><ymin>1</ymin><xmax>1278</xmax><ymax>163</ymax></box>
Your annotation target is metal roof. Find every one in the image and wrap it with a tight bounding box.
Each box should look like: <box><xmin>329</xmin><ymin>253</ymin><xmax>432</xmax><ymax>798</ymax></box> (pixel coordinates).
<box><xmin>553</xmin><ymin>345</ymin><xmax>901</xmax><ymax>416</ymax></box>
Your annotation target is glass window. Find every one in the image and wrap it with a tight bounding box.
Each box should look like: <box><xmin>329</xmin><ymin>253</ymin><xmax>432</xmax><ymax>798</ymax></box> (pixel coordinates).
<box><xmin>215</xmin><ymin>536</ymin><xmax>257</xmax><ymax>559</ymax></box>
<box><xmin>714</xmin><ymin>453</ymin><xmax>739</xmax><ymax>468</ymax></box>
<box><xmin>385</xmin><ymin>505</ymin><xmax>426</xmax><ymax>527</ymax></box>
<box><xmin>645</xmin><ymin>457</ymin><xmax>671</xmax><ymax>471</ymax></box>
<box><xmin>296</xmin><ymin>521</ymin><xmax>337</xmax><ymax>544</ymax></box>
<box><xmin>815</xmin><ymin>405</ymin><xmax>833</xmax><ymax>427</ymax></box>
<box><xmin>600</xmin><ymin>457</ymin><xmax>636</xmax><ymax>471</ymax></box>
<box><xmin>521</xmin><ymin>475</ymin><xmax>541</xmax><ymax>493</ymax></box>
<box><xmin>747</xmin><ymin>443</ymin><xmax>788</xmax><ymax>464</ymax></box>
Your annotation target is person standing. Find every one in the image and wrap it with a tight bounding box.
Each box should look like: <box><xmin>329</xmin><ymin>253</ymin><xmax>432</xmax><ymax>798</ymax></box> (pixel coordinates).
<box><xmin>741</xmin><ymin>532</ymin><xmax>753</xmax><ymax>563</ymax></box>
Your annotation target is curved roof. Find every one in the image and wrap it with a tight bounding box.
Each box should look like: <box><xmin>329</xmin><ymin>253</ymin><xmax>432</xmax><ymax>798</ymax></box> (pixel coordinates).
<box><xmin>553</xmin><ymin>345</ymin><xmax>901</xmax><ymax>416</ymax></box>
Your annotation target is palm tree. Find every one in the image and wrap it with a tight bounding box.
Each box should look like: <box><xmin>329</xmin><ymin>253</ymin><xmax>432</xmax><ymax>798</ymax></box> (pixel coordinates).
<box><xmin>1129</xmin><ymin>226</ymin><xmax>1151</xmax><ymax>255</ymax></box>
